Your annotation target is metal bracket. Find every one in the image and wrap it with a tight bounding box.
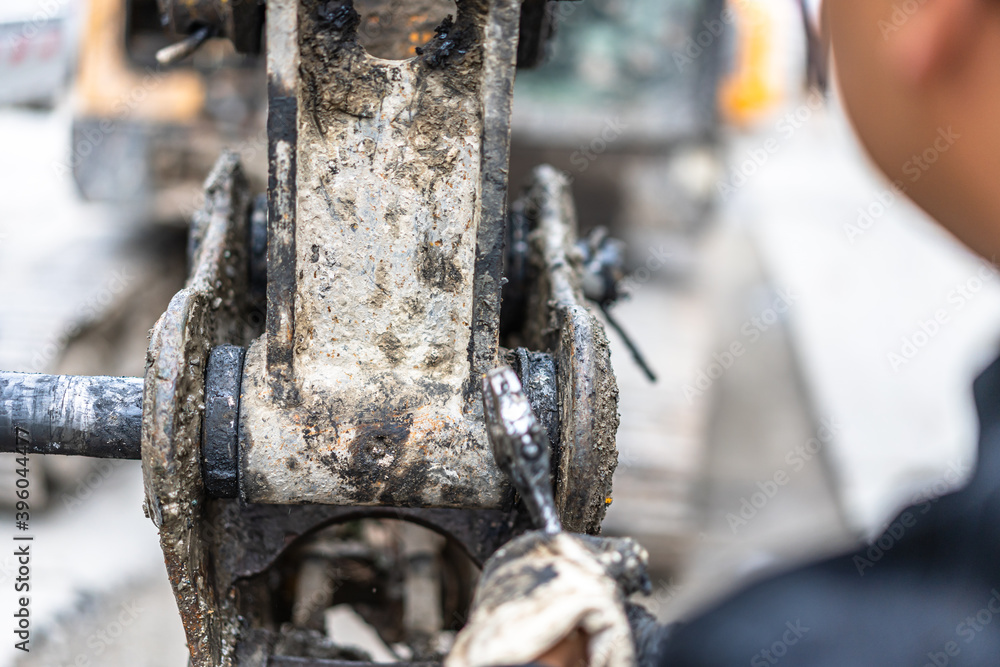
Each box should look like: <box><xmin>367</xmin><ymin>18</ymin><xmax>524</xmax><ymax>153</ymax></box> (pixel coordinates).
<box><xmin>239</xmin><ymin>0</ymin><xmax>523</xmax><ymax>509</ymax></box>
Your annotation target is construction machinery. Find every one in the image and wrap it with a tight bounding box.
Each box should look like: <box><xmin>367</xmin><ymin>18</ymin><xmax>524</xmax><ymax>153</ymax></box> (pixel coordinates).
<box><xmin>1</xmin><ymin>1</ymin><xmax>625</xmax><ymax>665</ymax></box>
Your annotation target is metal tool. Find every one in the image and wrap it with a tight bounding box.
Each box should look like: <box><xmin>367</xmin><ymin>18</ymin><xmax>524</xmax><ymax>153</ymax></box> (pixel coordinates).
<box><xmin>155</xmin><ymin>24</ymin><xmax>215</xmax><ymax>65</ymax></box>
<box><xmin>482</xmin><ymin>366</ymin><xmax>561</xmax><ymax>536</ymax></box>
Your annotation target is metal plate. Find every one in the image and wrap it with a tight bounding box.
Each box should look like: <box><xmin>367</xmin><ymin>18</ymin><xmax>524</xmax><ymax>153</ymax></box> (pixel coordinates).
<box><xmin>513</xmin><ymin>165</ymin><xmax>620</xmax><ymax>535</ymax></box>
<box><xmin>240</xmin><ymin>0</ymin><xmax>523</xmax><ymax>509</ymax></box>
<box><xmin>141</xmin><ymin>151</ymin><xmax>252</xmax><ymax>667</ymax></box>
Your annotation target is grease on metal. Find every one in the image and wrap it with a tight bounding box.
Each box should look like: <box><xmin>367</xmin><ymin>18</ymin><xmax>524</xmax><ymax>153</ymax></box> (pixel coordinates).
<box><xmin>512</xmin><ymin>165</ymin><xmax>621</xmax><ymax>535</ymax></box>
<box><xmin>240</xmin><ymin>0</ymin><xmax>523</xmax><ymax>509</ymax></box>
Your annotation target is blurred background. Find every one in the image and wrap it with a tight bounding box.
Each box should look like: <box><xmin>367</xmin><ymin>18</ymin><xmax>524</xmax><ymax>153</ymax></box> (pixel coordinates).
<box><xmin>3</xmin><ymin>0</ymin><xmax>1000</xmax><ymax>664</ymax></box>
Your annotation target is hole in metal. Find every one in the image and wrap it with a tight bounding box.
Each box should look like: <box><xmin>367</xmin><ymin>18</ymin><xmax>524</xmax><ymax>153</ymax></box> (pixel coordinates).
<box><xmin>354</xmin><ymin>0</ymin><xmax>458</xmax><ymax>61</ymax></box>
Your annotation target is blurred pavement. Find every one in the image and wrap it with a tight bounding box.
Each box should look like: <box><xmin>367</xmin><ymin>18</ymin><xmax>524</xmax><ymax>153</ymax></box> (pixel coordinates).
<box><xmin>0</xmin><ymin>106</ymin><xmax>187</xmax><ymax>667</ymax></box>
<box><xmin>606</xmin><ymin>90</ymin><xmax>1000</xmax><ymax>621</ymax></box>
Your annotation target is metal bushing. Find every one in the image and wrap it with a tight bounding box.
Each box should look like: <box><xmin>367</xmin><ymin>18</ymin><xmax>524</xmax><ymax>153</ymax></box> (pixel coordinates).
<box><xmin>482</xmin><ymin>366</ymin><xmax>561</xmax><ymax>535</ymax></box>
<box><xmin>202</xmin><ymin>345</ymin><xmax>246</xmax><ymax>498</ymax></box>
<box><xmin>510</xmin><ymin>348</ymin><xmax>560</xmax><ymax>453</ymax></box>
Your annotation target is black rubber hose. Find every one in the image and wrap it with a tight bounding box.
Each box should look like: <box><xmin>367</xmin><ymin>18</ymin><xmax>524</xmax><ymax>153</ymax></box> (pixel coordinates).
<box><xmin>0</xmin><ymin>372</ymin><xmax>143</xmax><ymax>459</ymax></box>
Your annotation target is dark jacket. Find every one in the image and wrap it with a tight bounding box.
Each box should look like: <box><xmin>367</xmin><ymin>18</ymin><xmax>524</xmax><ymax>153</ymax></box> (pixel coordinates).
<box><xmin>655</xmin><ymin>355</ymin><xmax>1000</xmax><ymax>666</ymax></box>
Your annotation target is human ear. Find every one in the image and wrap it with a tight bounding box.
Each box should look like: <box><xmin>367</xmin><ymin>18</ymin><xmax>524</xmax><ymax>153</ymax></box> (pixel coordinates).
<box><xmin>887</xmin><ymin>0</ymin><xmax>989</xmax><ymax>86</ymax></box>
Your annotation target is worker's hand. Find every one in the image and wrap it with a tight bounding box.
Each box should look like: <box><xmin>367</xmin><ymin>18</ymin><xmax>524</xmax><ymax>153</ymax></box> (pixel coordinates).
<box><xmin>446</xmin><ymin>531</ymin><xmax>651</xmax><ymax>667</ymax></box>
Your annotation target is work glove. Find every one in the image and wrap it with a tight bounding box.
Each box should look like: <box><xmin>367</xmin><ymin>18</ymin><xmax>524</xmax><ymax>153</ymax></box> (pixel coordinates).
<box><xmin>446</xmin><ymin>531</ymin><xmax>652</xmax><ymax>667</ymax></box>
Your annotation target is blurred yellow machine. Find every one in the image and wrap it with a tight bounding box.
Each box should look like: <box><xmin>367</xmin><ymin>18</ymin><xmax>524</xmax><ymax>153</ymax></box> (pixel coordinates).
<box><xmin>71</xmin><ymin>0</ymin><xmax>267</xmax><ymax>220</ymax></box>
<box><xmin>718</xmin><ymin>0</ymin><xmax>798</xmax><ymax>126</ymax></box>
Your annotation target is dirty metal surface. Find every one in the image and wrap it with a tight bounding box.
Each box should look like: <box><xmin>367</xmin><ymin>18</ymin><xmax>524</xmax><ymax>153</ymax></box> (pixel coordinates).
<box><xmin>0</xmin><ymin>372</ymin><xmax>143</xmax><ymax>459</ymax></box>
<box><xmin>514</xmin><ymin>166</ymin><xmax>620</xmax><ymax>535</ymax></box>
<box><xmin>141</xmin><ymin>151</ymin><xmax>252</xmax><ymax>667</ymax></box>
<box><xmin>269</xmin><ymin>659</ymin><xmax>438</xmax><ymax>667</ymax></box>
<box><xmin>241</xmin><ymin>0</ymin><xmax>522</xmax><ymax>509</ymax></box>
<box><xmin>482</xmin><ymin>367</ymin><xmax>561</xmax><ymax>535</ymax></box>
<box><xmin>213</xmin><ymin>503</ymin><xmax>526</xmax><ymax>579</ymax></box>
<box><xmin>508</xmin><ymin>348</ymin><xmax>560</xmax><ymax>461</ymax></box>
<box><xmin>197</xmin><ymin>500</ymin><xmax>526</xmax><ymax>666</ymax></box>
<box><xmin>515</xmin><ymin>0</ymin><xmax>555</xmax><ymax>68</ymax></box>
<box><xmin>137</xmin><ymin>4</ymin><xmax>617</xmax><ymax>662</ymax></box>
<box><xmin>202</xmin><ymin>345</ymin><xmax>247</xmax><ymax>498</ymax></box>
<box><xmin>265</xmin><ymin>0</ymin><xmax>299</xmax><ymax>395</ymax></box>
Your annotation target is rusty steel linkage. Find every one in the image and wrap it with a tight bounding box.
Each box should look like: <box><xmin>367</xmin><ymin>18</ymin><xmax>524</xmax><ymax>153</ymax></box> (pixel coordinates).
<box><xmin>0</xmin><ymin>3</ymin><xmax>623</xmax><ymax>666</ymax></box>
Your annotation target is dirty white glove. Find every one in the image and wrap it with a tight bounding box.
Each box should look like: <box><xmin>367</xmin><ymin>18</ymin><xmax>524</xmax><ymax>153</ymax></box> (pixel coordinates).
<box><xmin>447</xmin><ymin>531</ymin><xmax>650</xmax><ymax>667</ymax></box>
